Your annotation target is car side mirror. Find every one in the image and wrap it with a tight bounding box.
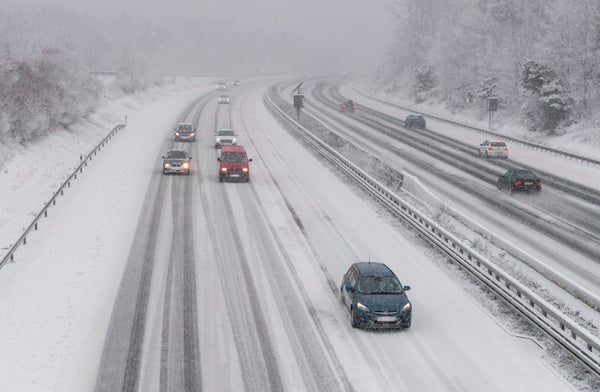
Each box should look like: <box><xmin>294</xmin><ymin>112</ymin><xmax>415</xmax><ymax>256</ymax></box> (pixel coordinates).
<box><xmin>403</xmin><ymin>285</ymin><xmax>411</xmax><ymax>291</ymax></box>
<box><xmin>248</xmin><ymin>158</ymin><xmax>253</xmax><ymax>162</ymax></box>
<box><xmin>217</xmin><ymin>157</ymin><xmax>221</xmax><ymax>162</ymax></box>
<box><xmin>345</xmin><ymin>283</ymin><xmax>354</xmax><ymax>292</ymax></box>
<box><xmin>161</xmin><ymin>156</ymin><xmax>165</xmax><ymax>159</ymax></box>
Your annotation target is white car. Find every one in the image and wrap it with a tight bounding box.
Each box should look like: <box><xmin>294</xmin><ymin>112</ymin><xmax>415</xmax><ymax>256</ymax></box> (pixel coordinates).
<box><xmin>214</xmin><ymin>128</ymin><xmax>237</xmax><ymax>148</ymax></box>
<box><xmin>217</xmin><ymin>82</ymin><xmax>227</xmax><ymax>91</ymax></box>
<box><xmin>217</xmin><ymin>94</ymin><xmax>231</xmax><ymax>104</ymax></box>
<box><xmin>478</xmin><ymin>140</ymin><xmax>508</xmax><ymax>159</ymax></box>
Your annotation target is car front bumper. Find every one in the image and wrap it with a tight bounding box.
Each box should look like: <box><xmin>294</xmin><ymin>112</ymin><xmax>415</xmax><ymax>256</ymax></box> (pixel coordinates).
<box><xmin>354</xmin><ymin>310</ymin><xmax>411</xmax><ymax>329</ymax></box>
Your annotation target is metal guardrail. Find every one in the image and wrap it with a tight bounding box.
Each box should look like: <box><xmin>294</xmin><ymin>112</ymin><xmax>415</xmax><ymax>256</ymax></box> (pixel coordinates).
<box><xmin>0</xmin><ymin>123</ymin><xmax>126</xmax><ymax>269</ymax></box>
<box><xmin>353</xmin><ymin>88</ymin><xmax>600</xmax><ymax>166</ymax></box>
<box><xmin>264</xmin><ymin>88</ymin><xmax>600</xmax><ymax>375</ymax></box>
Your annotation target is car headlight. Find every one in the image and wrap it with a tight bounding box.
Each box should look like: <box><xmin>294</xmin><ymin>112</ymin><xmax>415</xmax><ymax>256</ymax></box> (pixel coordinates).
<box><xmin>216</xmin><ymin>138</ymin><xmax>221</xmax><ymax>143</ymax></box>
<box><xmin>356</xmin><ymin>302</ymin><xmax>370</xmax><ymax>312</ymax></box>
<box><xmin>164</xmin><ymin>162</ymin><xmax>171</xmax><ymax>168</ymax></box>
<box><xmin>232</xmin><ymin>137</ymin><xmax>237</xmax><ymax>143</ymax></box>
<box><xmin>182</xmin><ymin>162</ymin><xmax>190</xmax><ymax>169</ymax></box>
<box><xmin>401</xmin><ymin>303</ymin><xmax>411</xmax><ymax>312</ymax></box>
<box><xmin>242</xmin><ymin>167</ymin><xmax>248</xmax><ymax>172</ymax></box>
<box><xmin>190</xmin><ymin>132</ymin><xmax>195</xmax><ymax>136</ymax></box>
<box><xmin>175</xmin><ymin>132</ymin><xmax>180</xmax><ymax>136</ymax></box>
<box><xmin>221</xmin><ymin>167</ymin><xmax>228</xmax><ymax>173</ymax></box>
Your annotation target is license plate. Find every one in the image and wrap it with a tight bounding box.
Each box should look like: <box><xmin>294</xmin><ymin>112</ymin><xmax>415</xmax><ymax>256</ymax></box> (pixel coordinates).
<box><xmin>524</xmin><ymin>181</ymin><xmax>533</xmax><ymax>185</ymax></box>
<box><xmin>377</xmin><ymin>316</ymin><xmax>397</xmax><ymax>323</ymax></box>
<box><xmin>230</xmin><ymin>174</ymin><xmax>240</xmax><ymax>178</ymax></box>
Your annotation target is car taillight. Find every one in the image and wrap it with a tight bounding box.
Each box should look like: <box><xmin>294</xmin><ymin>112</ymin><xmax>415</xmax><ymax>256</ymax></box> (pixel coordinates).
<box><xmin>488</xmin><ymin>146</ymin><xmax>493</xmax><ymax>150</ymax></box>
<box><xmin>342</xmin><ymin>105</ymin><xmax>346</xmax><ymax>109</ymax></box>
<box><xmin>504</xmin><ymin>146</ymin><xmax>508</xmax><ymax>151</ymax></box>
<box><xmin>535</xmin><ymin>180</ymin><xmax>542</xmax><ymax>187</ymax></box>
<box><xmin>513</xmin><ymin>180</ymin><xmax>523</xmax><ymax>186</ymax></box>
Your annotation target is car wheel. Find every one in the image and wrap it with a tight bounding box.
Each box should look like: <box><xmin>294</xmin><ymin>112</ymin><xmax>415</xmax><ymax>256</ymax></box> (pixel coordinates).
<box><xmin>350</xmin><ymin>307</ymin><xmax>359</xmax><ymax>328</ymax></box>
<box><xmin>497</xmin><ymin>182</ymin><xmax>502</xmax><ymax>190</ymax></box>
<box><xmin>339</xmin><ymin>289</ymin><xmax>344</xmax><ymax>304</ymax></box>
<box><xmin>219</xmin><ymin>176</ymin><xmax>223</xmax><ymax>183</ymax></box>
<box><xmin>509</xmin><ymin>187</ymin><xmax>515</xmax><ymax>195</ymax></box>
<box><xmin>484</xmin><ymin>151</ymin><xmax>489</xmax><ymax>159</ymax></box>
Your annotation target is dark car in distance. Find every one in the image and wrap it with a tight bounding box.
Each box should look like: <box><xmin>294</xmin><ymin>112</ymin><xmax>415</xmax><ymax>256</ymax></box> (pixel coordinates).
<box><xmin>340</xmin><ymin>99</ymin><xmax>356</xmax><ymax>113</ymax></box>
<box><xmin>497</xmin><ymin>169</ymin><xmax>541</xmax><ymax>194</ymax></box>
<box><xmin>404</xmin><ymin>114</ymin><xmax>426</xmax><ymax>129</ymax></box>
<box><xmin>340</xmin><ymin>262</ymin><xmax>412</xmax><ymax>329</ymax></box>
<box><xmin>174</xmin><ymin>122</ymin><xmax>196</xmax><ymax>142</ymax></box>
<box><xmin>162</xmin><ymin>149</ymin><xmax>192</xmax><ymax>175</ymax></box>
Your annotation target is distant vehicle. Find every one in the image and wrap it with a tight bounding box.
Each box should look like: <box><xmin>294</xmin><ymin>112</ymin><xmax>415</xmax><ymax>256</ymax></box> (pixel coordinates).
<box><xmin>214</xmin><ymin>128</ymin><xmax>237</xmax><ymax>148</ymax></box>
<box><xmin>217</xmin><ymin>81</ymin><xmax>227</xmax><ymax>91</ymax></box>
<box><xmin>340</xmin><ymin>99</ymin><xmax>356</xmax><ymax>113</ymax></box>
<box><xmin>497</xmin><ymin>169</ymin><xmax>541</xmax><ymax>194</ymax></box>
<box><xmin>162</xmin><ymin>149</ymin><xmax>192</xmax><ymax>175</ymax></box>
<box><xmin>174</xmin><ymin>122</ymin><xmax>196</xmax><ymax>142</ymax></box>
<box><xmin>232</xmin><ymin>80</ymin><xmax>240</xmax><ymax>87</ymax></box>
<box><xmin>479</xmin><ymin>140</ymin><xmax>508</xmax><ymax>159</ymax></box>
<box><xmin>217</xmin><ymin>145</ymin><xmax>252</xmax><ymax>182</ymax></box>
<box><xmin>340</xmin><ymin>262</ymin><xmax>412</xmax><ymax>329</ymax></box>
<box><xmin>404</xmin><ymin>114</ymin><xmax>426</xmax><ymax>129</ymax></box>
<box><xmin>217</xmin><ymin>94</ymin><xmax>231</xmax><ymax>104</ymax></box>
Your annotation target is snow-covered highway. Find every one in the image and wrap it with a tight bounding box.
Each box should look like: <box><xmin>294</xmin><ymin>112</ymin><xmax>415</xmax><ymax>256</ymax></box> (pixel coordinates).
<box><xmin>0</xmin><ymin>78</ymin><xmax>593</xmax><ymax>391</ymax></box>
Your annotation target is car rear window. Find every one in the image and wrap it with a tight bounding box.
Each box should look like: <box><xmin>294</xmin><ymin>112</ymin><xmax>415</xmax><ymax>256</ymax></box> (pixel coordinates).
<box><xmin>491</xmin><ymin>142</ymin><xmax>506</xmax><ymax>147</ymax></box>
<box><xmin>515</xmin><ymin>170</ymin><xmax>537</xmax><ymax>180</ymax></box>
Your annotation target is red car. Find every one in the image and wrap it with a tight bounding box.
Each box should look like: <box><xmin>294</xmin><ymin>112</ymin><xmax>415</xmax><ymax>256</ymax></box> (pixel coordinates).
<box><xmin>218</xmin><ymin>145</ymin><xmax>253</xmax><ymax>182</ymax></box>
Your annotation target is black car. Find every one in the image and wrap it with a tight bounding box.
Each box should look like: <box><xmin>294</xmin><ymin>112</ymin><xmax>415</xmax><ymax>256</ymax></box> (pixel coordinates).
<box><xmin>162</xmin><ymin>149</ymin><xmax>192</xmax><ymax>175</ymax></box>
<box><xmin>497</xmin><ymin>169</ymin><xmax>541</xmax><ymax>194</ymax></box>
<box><xmin>404</xmin><ymin>114</ymin><xmax>426</xmax><ymax>129</ymax></box>
<box><xmin>174</xmin><ymin>122</ymin><xmax>196</xmax><ymax>142</ymax></box>
<box><xmin>340</xmin><ymin>262</ymin><xmax>412</xmax><ymax>329</ymax></box>
<box><xmin>340</xmin><ymin>100</ymin><xmax>356</xmax><ymax>113</ymax></box>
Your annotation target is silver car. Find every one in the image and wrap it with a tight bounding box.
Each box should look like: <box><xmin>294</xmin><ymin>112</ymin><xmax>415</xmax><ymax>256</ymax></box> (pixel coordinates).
<box><xmin>162</xmin><ymin>149</ymin><xmax>192</xmax><ymax>175</ymax></box>
<box><xmin>478</xmin><ymin>140</ymin><xmax>508</xmax><ymax>159</ymax></box>
<box><xmin>217</xmin><ymin>94</ymin><xmax>231</xmax><ymax>104</ymax></box>
<box><xmin>214</xmin><ymin>129</ymin><xmax>237</xmax><ymax>149</ymax></box>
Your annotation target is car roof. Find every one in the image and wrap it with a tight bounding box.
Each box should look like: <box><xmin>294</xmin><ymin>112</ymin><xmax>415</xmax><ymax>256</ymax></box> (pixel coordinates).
<box><xmin>408</xmin><ymin>114</ymin><xmax>423</xmax><ymax>117</ymax></box>
<box><xmin>221</xmin><ymin>145</ymin><xmax>246</xmax><ymax>153</ymax></box>
<box><xmin>352</xmin><ymin>262</ymin><xmax>395</xmax><ymax>277</ymax></box>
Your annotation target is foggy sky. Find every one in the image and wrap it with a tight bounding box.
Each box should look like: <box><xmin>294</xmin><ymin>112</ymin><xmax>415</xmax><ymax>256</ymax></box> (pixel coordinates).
<box><xmin>12</xmin><ymin>0</ymin><xmax>395</xmax><ymax>74</ymax></box>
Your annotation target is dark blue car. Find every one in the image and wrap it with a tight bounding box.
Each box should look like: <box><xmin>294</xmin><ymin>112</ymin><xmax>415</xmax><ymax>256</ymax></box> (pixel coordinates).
<box><xmin>404</xmin><ymin>114</ymin><xmax>426</xmax><ymax>129</ymax></box>
<box><xmin>340</xmin><ymin>262</ymin><xmax>412</xmax><ymax>329</ymax></box>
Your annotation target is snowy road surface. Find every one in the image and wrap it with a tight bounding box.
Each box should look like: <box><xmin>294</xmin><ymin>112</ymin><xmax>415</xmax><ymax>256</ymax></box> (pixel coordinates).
<box><xmin>0</xmin><ymin>78</ymin><xmax>580</xmax><ymax>391</ymax></box>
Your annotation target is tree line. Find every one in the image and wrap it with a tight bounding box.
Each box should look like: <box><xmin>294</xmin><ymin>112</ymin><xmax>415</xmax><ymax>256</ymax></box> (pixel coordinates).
<box><xmin>381</xmin><ymin>0</ymin><xmax>600</xmax><ymax>133</ymax></box>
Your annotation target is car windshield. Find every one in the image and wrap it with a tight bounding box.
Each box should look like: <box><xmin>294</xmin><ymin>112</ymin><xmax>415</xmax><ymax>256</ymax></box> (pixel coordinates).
<box><xmin>221</xmin><ymin>152</ymin><xmax>247</xmax><ymax>162</ymax></box>
<box><xmin>167</xmin><ymin>151</ymin><xmax>188</xmax><ymax>159</ymax></box>
<box><xmin>220</xmin><ymin>95</ymin><xmax>228</xmax><ymax>98</ymax></box>
<box><xmin>515</xmin><ymin>170</ymin><xmax>537</xmax><ymax>180</ymax></box>
<box><xmin>218</xmin><ymin>130</ymin><xmax>234</xmax><ymax>136</ymax></box>
<box><xmin>357</xmin><ymin>275</ymin><xmax>403</xmax><ymax>294</ymax></box>
<box><xmin>177</xmin><ymin>124</ymin><xmax>192</xmax><ymax>131</ymax></box>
